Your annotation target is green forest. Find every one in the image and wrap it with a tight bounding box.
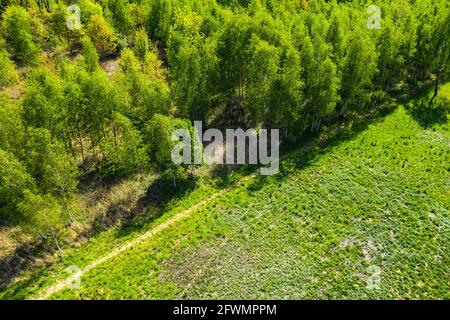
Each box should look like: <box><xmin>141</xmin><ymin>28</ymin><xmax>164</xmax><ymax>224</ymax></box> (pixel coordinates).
<box><xmin>0</xmin><ymin>0</ymin><xmax>449</xmax><ymax>300</ymax></box>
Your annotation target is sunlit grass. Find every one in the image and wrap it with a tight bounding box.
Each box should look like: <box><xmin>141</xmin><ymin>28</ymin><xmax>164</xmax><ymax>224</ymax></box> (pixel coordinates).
<box><xmin>45</xmin><ymin>105</ymin><xmax>448</xmax><ymax>300</ymax></box>
<box><xmin>1</xmin><ymin>91</ymin><xmax>449</xmax><ymax>300</ymax></box>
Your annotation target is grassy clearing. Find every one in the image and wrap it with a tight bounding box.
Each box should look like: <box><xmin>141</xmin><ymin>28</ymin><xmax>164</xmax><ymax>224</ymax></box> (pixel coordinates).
<box><xmin>47</xmin><ymin>106</ymin><xmax>450</xmax><ymax>299</ymax></box>
<box><xmin>1</xmin><ymin>92</ymin><xmax>449</xmax><ymax>300</ymax></box>
<box><xmin>0</xmin><ymin>174</ymin><xmax>228</xmax><ymax>299</ymax></box>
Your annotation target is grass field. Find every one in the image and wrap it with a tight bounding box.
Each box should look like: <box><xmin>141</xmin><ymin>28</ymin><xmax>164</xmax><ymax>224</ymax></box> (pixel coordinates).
<box><xmin>1</xmin><ymin>91</ymin><xmax>449</xmax><ymax>300</ymax></box>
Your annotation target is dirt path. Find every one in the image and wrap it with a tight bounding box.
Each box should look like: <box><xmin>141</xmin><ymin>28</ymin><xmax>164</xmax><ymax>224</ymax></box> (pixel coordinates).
<box><xmin>33</xmin><ymin>174</ymin><xmax>257</xmax><ymax>300</ymax></box>
<box><xmin>32</xmin><ymin>143</ymin><xmax>308</xmax><ymax>300</ymax></box>
<box><xmin>32</xmin><ymin>130</ymin><xmax>322</xmax><ymax>300</ymax></box>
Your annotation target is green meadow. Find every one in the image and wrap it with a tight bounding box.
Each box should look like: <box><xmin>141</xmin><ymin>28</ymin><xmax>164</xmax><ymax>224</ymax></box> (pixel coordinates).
<box><xmin>0</xmin><ymin>0</ymin><xmax>449</xmax><ymax>301</ymax></box>
<box><xmin>3</xmin><ymin>92</ymin><xmax>448</xmax><ymax>299</ymax></box>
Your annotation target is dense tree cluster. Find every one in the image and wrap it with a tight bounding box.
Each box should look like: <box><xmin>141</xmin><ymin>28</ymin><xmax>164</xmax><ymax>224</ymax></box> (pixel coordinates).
<box><xmin>0</xmin><ymin>0</ymin><xmax>449</xmax><ymax>253</ymax></box>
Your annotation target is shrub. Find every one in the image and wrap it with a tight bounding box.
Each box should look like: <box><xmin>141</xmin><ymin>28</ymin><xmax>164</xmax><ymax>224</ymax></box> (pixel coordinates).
<box><xmin>0</xmin><ymin>149</ymin><xmax>36</xmax><ymax>216</ymax></box>
<box><xmin>133</xmin><ymin>28</ymin><xmax>149</xmax><ymax>61</ymax></box>
<box><xmin>100</xmin><ymin>112</ymin><xmax>149</xmax><ymax>175</ymax></box>
<box><xmin>118</xmin><ymin>49</ymin><xmax>171</xmax><ymax>123</ymax></box>
<box><xmin>0</xmin><ymin>95</ymin><xmax>26</xmax><ymax>158</ymax></box>
<box><xmin>0</xmin><ymin>49</ymin><xmax>18</xmax><ymax>87</ymax></box>
<box><xmin>145</xmin><ymin>114</ymin><xmax>193</xmax><ymax>170</ymax></box>
<box><xmin>85</xmin><ymin>14</ymin><xmax>117</xmax><ymax>57</ymax></box>
<box><xmin>1</xmin><ymin>6</ymin><xmax>40</xmax><ymax>65</ymax></box>
<box><xmin>80</xmin><ymin>36</ymin><xmax>99</xmax><ymax>72</ymax></box>
<box><xmin>18</xmin><ymin>190</ymin><xmax>66</xmax><ymax>257</ymax></box>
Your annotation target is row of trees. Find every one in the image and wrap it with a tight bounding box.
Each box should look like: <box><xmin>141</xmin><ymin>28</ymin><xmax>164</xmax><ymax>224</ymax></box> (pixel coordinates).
<box><xmin>0</xmin><ymin>95</ymin><xmax>78</xmax><ymax>256</ymax></box>
<box><xmin>0</xmin><ymin>0</ymin><xmax>449</xmax><ymax>255</ymax></box>
<box><xmin>0</xmin><ymin>43</ymin><xmax>180</xmax><ymax>253</ymax></box>
<box><xmin>158</xmin><ymin>0</ymin><xmax>449</xmax><ymax>135</ymax></box>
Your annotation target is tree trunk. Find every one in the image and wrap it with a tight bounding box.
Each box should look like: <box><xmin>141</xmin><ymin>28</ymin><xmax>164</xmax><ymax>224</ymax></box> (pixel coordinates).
<box><xmin>310</xmin><ymin>116</ymin><xmax>315</xmax><ymax>133</ymax></box>
<box><xmin>79</xmin><ymin>135</ymin><xmax>85</xmax><ymax>166</ymax></box>
<box><xmin>69</xmin><ymin>140</ymin><xmax>77</xmax><ymax>162</ymax></box>
<box><xmin>64</xmin><ymin>199</ymin><xmax>74</xmax><ymax>224</ymax></box>
<box><xmin>430</xmin><ymin>67</ymin><xmax>442</xmax><ymax>106</ymax></box>
<box><xmin>50</xmin><ymin>228</ymin><xmax>64</xmax><ymax>259</ymax></box>
<box><xmin>113</xmin><ymin>126</ymin><xmax>118</xmax><ymax>147</ymax></box>
<box><xmin>316</xmin><ymin>118</ymin><xmax>322</xmax><ymax>132</ymax></box>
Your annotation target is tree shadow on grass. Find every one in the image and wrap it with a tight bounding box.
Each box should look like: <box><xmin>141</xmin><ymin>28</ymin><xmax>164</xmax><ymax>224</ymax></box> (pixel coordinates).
<box><xmin>115</xmin><ymin>173</ymin><xmax>198</xmax><ymax>238</ymax></box>
<box><xmin>405</xmin><ymin>100</ymin><xmax>449</xmax><ymax>129</ymax></box>
<box><xmin>0</xmin><ymin>265</ymin><xmax>48</xmax><ymax>300</ymax></box>
<box><xmin>245</xmin><ymin>104</ymin><xmax>398</xmax><ymax>191</ymax></box>
<box><xmin>0</xmin><ymin>171</ymin><xmax>198</xmax><ymax>292</ymax></box>
<box><xmin>211</xmin><ymin>163</ymin><xmax>258</xmax><ymax>189</ymax></box>
<box><xmin>402</xmin><ymin>81</ymin><xmax>450</xmax><ymax>129</ymax></box>
<box><xmin>0</xmin><ymin>101</ymin><xmax>398</xmax><ymax>295</ymax></box>
<box><xmin>0</xmin><ymin>239</ymin><xmax>51</xmax><ymax>296</ymax></box>
<box><xmin>296</xmin><ymin>105</ymin><xmax>396</xmax><ymax>166</ymax></box>
<box><xmin>80</xmin><ymin>172</ymin><xmax>199</xmax><ymax>240</ymax></box>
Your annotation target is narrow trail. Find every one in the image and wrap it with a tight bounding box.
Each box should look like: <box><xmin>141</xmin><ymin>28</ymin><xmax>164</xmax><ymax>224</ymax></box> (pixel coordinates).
<box><xmin>34</xmin><ymin>173</ymin><xmax>257</xmax><ymax>300</ymax></box>
<box><xmin>33</xmin><ymin>140</ymin><xmax>309</xmax><ymax>300</ymax></box>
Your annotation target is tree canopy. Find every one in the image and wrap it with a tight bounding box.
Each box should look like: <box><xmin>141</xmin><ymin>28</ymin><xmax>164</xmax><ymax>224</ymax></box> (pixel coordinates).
<box><xmin>0</xmin><ymin>0</ymin><xmax>448</xmax><ymax>257</ymax></box>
